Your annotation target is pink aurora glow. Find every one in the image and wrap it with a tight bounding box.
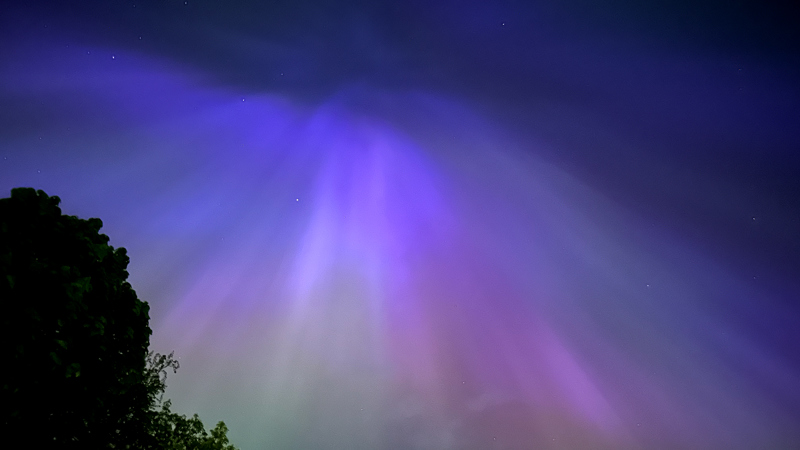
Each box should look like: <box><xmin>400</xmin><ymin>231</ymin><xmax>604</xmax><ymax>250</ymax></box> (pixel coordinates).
<box><xmin>2</xmin><ymin>36</ymin><xmax>799</xmax><ymax>450</ymax></box>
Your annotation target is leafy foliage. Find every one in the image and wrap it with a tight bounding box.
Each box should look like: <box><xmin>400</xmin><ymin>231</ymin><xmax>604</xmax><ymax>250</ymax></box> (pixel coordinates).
<box><xmin>0</xmin><ymin>188</ymin><xmax>238</xmax><ymax>449</ymax></box>
<box><xmin>144</xmin><ymin>352</ymin><xmax>237</xmax><ymax>450</ymax></box>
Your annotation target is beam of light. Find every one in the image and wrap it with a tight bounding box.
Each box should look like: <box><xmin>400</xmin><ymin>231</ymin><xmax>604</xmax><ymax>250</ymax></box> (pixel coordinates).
<box><xmin>2</xmin><ymin>37</ymin><xmax>800</xmax><ymax>450</ymax></box>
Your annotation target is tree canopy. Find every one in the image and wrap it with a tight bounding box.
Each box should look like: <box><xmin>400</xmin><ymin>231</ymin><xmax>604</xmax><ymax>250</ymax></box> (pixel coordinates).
<box><xmin>0</xmin><ymin>188</ymin><xmax>237</xmax><ymax>449</ymax></box>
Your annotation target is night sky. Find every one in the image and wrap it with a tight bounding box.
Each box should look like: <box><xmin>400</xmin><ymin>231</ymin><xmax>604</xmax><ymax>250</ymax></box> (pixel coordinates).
<box><xmin>2</xmin><ymin>1</ymin><xmax>800</xmax><ymax>449</ymax></box>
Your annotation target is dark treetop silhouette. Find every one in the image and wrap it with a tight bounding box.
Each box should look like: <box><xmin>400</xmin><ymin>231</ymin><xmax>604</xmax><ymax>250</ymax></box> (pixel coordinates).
<box><xmin>0</xmin><ymin>188</ymin><xmax>237</xmax><ymax>449</ymax></box>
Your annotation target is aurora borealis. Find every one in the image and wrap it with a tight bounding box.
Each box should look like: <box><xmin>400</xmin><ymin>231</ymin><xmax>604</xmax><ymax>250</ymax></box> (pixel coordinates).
<box><xmin>2</xmin><ymin>1</ymin><xmax>800</xmax><ymax>449</ymax></box>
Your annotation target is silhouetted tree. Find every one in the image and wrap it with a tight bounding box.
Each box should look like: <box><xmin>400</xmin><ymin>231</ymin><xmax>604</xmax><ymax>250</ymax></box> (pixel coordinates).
<box><xmin>143</xmin><ymin>351</ymin><xmax>237</xmax><ymax>450</ymax></box>
<box><xmin>0</xmin><ymin>188</ymin><xmax>237</xmax><ymax>449</ymax></box>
